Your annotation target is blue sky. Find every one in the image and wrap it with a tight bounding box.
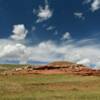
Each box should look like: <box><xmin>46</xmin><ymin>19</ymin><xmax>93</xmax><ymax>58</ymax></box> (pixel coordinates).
<box><xmin>0</xmin><ymin>0</ymin><xmax>100</xmax><ymax>68</ymax></box>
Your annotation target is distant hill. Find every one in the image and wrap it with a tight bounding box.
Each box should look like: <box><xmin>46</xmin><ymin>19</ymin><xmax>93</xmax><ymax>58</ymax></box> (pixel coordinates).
<box><xmin>48</xmin><ymin>61</ymin><xmax>83</xmax><ymax>68</ymax></box>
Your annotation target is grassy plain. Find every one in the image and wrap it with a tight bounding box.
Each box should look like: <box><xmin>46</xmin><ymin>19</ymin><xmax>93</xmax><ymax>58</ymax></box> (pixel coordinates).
<box><xmin>0</xmin><ymin>65</ymin><xmax>100</xmax><ymax>100</ymax></box>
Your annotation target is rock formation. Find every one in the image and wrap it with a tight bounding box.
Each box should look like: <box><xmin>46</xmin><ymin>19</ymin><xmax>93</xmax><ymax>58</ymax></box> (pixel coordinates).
<box><xmin>1</xmin><ymin>61</ymin><xmax>100</xmax><ymax>76</ymax></box>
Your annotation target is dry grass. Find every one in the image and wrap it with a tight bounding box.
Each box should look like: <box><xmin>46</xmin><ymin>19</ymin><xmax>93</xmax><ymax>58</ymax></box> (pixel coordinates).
<box><xmin>0</xmin><ymin>74</ymin><xmax>100</xmax><ymax>100</ymax></box>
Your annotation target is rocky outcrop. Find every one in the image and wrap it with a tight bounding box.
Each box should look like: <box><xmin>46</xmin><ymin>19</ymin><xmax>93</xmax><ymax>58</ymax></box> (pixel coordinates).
<box><xmin>1</xmin><ymin>61</ymin><xmax>100</xmax><ymax>76</ymax></box>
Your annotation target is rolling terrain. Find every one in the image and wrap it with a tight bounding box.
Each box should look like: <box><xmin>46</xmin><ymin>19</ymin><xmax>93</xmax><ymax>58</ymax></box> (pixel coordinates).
<box><xmin>0</xmin><ymin>61</ymin><xmax>100</xmax><ymax>100</ymax></box>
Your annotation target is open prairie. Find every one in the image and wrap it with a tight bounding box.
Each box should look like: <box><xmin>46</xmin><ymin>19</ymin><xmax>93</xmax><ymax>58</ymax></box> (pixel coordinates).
<box><xmin>0</xmin><ymin>65</ymin><xmax>100</xmax><ymax>100</ymax></box>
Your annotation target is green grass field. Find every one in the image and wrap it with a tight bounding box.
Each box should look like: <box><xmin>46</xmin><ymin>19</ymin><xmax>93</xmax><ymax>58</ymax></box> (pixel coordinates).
<box><xmin>0</xmin><ymin>74</ymin><xmax>100</xmax><ymax>100</ymax></box>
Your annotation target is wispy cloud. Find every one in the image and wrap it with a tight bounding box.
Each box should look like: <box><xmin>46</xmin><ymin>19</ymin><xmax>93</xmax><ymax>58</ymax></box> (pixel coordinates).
<box><xmin>61</xmin><ymin>32</ymin><xmax>71</xmax><ymax>40</ymax></box>
<box><xmin>34</xmin><ymin>0</ymin><xmax>53</xmax><ymax>23</ymax></box>
<box><xmin>31</xmin><ymin>26</ymin><xmax>36</xmax><ymax>32</ymax></box>
<box><xmin>74</xmin><ymin>12</ymin><xmax>85</xmax><ymax>20</ymax></box>
<box><xmin>54</xmin><ymin>30</ymin><xmax>58</xmax><ymax>35</ymax></box>
<box><xmin>83</xmin><ymin>0</ymin><xmax>92</xmax><ymax>4</ymax></box>
<box><xmin>46</xmin><ymin>26</ymin><xmax>55</xmax><ymax>31</ymax></box>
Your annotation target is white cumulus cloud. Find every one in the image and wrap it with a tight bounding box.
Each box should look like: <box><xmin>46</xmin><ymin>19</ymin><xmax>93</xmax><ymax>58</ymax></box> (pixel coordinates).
<box><xmin>83</xmin><ymin>0</ymin><xmax>100</xmax><ymax>12</ymax></box>
<box><xmin>91</xmin><ymin>0</ymin><xmax>100</xmax><ymax>12</ymax></box>
<box><xmin>1</xmin><ymin>37</ymin><xmax>100</xmax><ymax>69</ymax></box>
<box><xmin>77</xmin><ymin>58</ymin><xmax>91</xmax><ymax>66</ymax></box>
<box><xmin>0</xmin><ymin>40</ymin><xmax>31</xmax><ymax>64</ymax></box>
<box><xmin>11</xmin><ymin>24</ymin><xmax>28</xmax><ymax>40</ymax></box>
